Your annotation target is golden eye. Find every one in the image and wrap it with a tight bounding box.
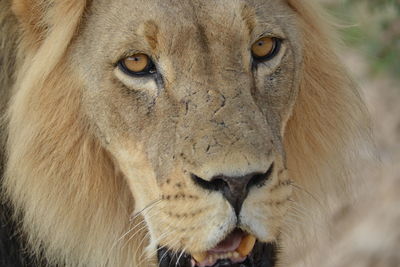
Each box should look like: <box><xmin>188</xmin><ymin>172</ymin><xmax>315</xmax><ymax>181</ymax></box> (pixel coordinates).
<box><xmin>118</xmin><ymin>54</ymin><xmax>156</xmax><ymax>76</ymax></box>
<box><xmin>251</xmin><ymin>37</ymin><xmax>281</xmax><ymax>60</ymax></box>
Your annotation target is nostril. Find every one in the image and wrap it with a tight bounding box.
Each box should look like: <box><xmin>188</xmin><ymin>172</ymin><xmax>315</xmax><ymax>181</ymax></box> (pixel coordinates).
<box><xmin>191</xmin><ymin>174</ymin><xmax>228</xmax><ymax>192</ymax></box>
<box><xmin>191</xmin><ymin>163</ymin><xmax>274</xmax><ymax>195</ymax></box>
<box><xmin>247</xmin><ymin>163</ymin><xmax>274</xmax><ymax>190</ymax></box>
<box><xmin>190</xmin><ymin>163</ymin><xmax>274</xmax><ymax>215</ymax></box>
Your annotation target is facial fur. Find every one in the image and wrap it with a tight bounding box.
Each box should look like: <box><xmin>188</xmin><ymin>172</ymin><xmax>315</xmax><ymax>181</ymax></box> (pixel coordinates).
<box><xmin>1</xmin><ymin>0</ymin><xmax>372</xmax><ymax>266</ymax></box>
<box><xmin>73</xmin><ymin>0</ymin><xmax>300</xmax><ymax>255</ymax></box>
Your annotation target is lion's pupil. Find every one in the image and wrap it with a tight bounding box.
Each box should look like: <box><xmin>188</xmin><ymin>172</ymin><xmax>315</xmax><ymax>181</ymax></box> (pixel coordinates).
<box><xmin>124</xmin><ymin>54</ymin><xmax>149</xmax><ymax>72</ymax></box>
<box><xmin>251</xmin><ymin>37</ymin><xmax>276</xmax><ymax>59</ymax></box>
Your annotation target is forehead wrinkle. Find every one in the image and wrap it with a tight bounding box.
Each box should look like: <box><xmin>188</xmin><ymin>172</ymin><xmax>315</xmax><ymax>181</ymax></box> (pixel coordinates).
<box><xmin>241</xmin><ymin>3</ymin><xmax>257</xmax><ymax>37</ymax></box>
<box><xmin>141</xmin><ymin>20</ymin><xmax>159</xmax><ymax>52</ymax></box>
<box><xmin>241</xmin><ymin>2</ymin><xmax>289</xmax><ymax>41</ymax></box>
<box><xmin>187</xmin><ymin>1</ymin><xmax>211</xmax><ymax>55</ymax></box>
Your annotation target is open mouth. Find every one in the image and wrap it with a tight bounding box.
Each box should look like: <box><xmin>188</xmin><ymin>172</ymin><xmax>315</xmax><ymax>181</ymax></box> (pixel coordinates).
<box><xmin>157</xmin><ymin>229</ymin><xmax>277</xmax><ymax>267</ymax></box>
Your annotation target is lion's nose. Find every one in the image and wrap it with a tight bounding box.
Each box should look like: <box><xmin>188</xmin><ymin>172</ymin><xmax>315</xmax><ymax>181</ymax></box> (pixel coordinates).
<box><xmin>191</xmin><ymin>164</ymin><xmax>274</xmax><ymax>215</ymax></box>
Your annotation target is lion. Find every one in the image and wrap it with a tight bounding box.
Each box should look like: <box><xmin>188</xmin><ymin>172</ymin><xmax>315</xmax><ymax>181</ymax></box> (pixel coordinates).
<box><xmin>0</xmin><ymin>0</ymin><xmax>373</xmax><ymax>266</ymax></box>
<box><xmin>313</xmin><ymin>172</ymin><xmax>400</xmax><ymax>267</ymax></box>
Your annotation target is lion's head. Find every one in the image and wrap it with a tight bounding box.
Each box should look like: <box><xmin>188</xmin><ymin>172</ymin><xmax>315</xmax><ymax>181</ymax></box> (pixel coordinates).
<box><xmin>2</xmin><ymin>0</ymin><xmax>372</xmax><ymax>266</ymax></box>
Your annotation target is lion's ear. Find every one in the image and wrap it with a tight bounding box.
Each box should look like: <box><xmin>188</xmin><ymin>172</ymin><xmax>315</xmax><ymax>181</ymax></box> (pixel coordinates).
<box><xmin>12</xmin><ymin>0</ymin><xmax>88</xmax><ymax>50</ymax></box>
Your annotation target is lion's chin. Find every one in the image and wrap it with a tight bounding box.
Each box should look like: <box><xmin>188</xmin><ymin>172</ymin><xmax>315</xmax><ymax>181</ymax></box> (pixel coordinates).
<box><xmin>157</xmin><ymin>228</ymin><xmax>277</xmax><ymax>267</ymax></box>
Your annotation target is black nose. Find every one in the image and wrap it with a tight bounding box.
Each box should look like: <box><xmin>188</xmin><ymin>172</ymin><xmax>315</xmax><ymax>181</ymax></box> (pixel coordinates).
<box><xmin>191</xmin><ymin>164</ymin><xmax>274</xmax><ymax>215</ymax></box>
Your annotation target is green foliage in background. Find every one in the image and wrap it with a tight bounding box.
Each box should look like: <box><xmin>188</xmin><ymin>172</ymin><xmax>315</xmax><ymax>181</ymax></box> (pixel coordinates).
<box><xmin>325</xmin><ymin>0</ymin><xmax>400</xmax><ymax>78</ymax></box>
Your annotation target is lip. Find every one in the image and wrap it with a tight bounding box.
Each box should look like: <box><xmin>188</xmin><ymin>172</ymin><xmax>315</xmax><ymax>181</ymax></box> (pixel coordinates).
<box><xmin>157</xmin><ymin>240</ymin><xmax>277</xmax><ymax>267</ymax></box>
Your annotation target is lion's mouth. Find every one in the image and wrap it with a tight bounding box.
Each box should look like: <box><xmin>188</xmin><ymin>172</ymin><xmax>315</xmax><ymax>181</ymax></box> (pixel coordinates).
<box><xmin>157</xmin><ymin>229</ymin><xmax>277</xmax><ymax>267</ymax></box>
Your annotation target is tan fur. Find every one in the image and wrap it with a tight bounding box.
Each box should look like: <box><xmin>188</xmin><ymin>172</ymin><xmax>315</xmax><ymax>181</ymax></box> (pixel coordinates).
<box><xmin>0</xmin><ymin>0</ymin><xmax>373</xmax><ymax>266</ymax></box>
<box><xmin>0</xmin><ymin>0</ymin><xmax>18</xmax><ymax>165</ymax></box>
<box><xmin>308</xmin><ymin>173</ymin><xmax>400</xmax><ymax>267</ymax></box>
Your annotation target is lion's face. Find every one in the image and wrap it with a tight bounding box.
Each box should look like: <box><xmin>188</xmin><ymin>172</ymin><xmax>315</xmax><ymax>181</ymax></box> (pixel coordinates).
<box><xmin>73</xmin><ymin>0</ymin><xmax>301</xmax><ymax>265</ymax></box>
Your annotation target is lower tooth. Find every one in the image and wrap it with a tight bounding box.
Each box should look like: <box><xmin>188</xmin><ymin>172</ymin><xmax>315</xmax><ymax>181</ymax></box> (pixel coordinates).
<box><xmin>193</xmin><ymin>235</ymin><xmax>256</xmax><ymax>264</ymax></box>
<box><xmin>192</xmin><ymin>252</ymin><xmax>207</xmax><ymax>262</ymax></box>
<box><xmin>237</xmin><ymin>235</ymin><xmax>257</xmax><ymax>257</ymax></box>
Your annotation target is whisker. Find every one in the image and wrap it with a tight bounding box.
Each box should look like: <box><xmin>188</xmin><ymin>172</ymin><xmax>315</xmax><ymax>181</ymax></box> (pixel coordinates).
<box><xmin>291</xmin><ymin>182</ymin><xmax>324</xmax><ymax>208</ymax></box>
<box><xmin>105</xmin><ymin>220</ymin><xmax>145</xmax><ymax>263</ymax></box>
<box><xmin>106</xmin><ymin>205</ymin><xmax>163</xmax><ymax>265</ymax></box>
<box><xmin>287</xmin><ymin>203</ymin><xmax>310</xmax><ymax>218</ymax></box>
<box><xmin>142</xmin><ymin>232</ymin><xmax>181</xmax><ymax>267</ymax></box>
<box><xmin>133</xmin><ymin>229</ymin><xmax>151</xmax><ymax>261</ymax></box>
<box><xmin>119</xmin><ymin>210</ymin><xmax>155</xmax><ymax>249</ymax></box>
<box><xmin>139</xmin><ymin>221</ymin><xmax>178</xmax><ymax>262</ymax></box>
<box><xmin>109</xmin><ymin>219</ymin><xmax>145</xmax><ymax>253</ymax></box>
<box><xmin>122</xmin><ymin>211</ymin><xmax>161</xmax><ymax>251</ymax></box>
<box><xmin>142</xmin><ymin>213</ymin><xmax>190</xmax><ymax>265</ymax></box>
<box><xmin>175</xmin><ymin>247</ymin><xmax>187</xmax><ymax>267</ymax></box>
<box><xmin>130</xmin><ymin>198</ymin><xmax>163</xmax><ymax>221</ymax></box>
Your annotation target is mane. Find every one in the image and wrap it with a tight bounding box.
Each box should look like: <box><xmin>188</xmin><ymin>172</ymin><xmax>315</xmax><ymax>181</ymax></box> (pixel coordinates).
<box><xmin>0</xmin><ymin>0</ymin><xmax>18</xmax><ymax>175</ymax></box>
<box><xmin>282</xmin><ymin>1</ymin><xmax>372</xmax><ymax>265</ymax></box>
<box><xmin>3</xmin><ymin>1</ymin><xmax>146</xmax><ymax>266</ymax></box>
<box><xmin>1</xmin><ymin>0</ymin><xmax>372</xmax><ymax>266</ymax></box>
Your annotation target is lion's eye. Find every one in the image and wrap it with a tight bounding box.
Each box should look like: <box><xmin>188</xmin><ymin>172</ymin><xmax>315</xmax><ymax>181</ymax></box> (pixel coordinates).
<box><xmin>118</xmin><ymin>54</ymin><xmax>156</xmax><ymax>76</ymax></box>
<box><xmin>251</xmin><ymin>37</ymin><xmax>281</xmax><ymax>61</ymax></box>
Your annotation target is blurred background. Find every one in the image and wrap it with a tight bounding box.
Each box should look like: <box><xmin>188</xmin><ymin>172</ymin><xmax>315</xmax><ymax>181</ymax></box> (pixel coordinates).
<box><xmin>313</xmin><ymin>1</ymin><xmax>400</xmax><ymax>266</ymax></box>
<box><xmin>322</xmin><ymin>0</ymin><xmax>400</xmax><ymax>168</ymax></box>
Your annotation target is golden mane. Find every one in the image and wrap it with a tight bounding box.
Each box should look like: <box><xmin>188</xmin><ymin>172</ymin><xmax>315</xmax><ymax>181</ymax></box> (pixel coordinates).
<box><xmin>282</xmin><ymin>1</ymin><xmax>372</xmax><ymax>265</ymax></box>
<box><xmin>1</xmin><ymin>0</ymin><xmax>372</xmax><ymax>266</ymax></box>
